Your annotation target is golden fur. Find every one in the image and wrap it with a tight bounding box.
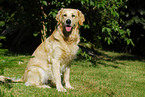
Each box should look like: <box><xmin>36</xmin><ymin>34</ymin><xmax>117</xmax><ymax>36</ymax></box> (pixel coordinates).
<box><xmin>0</xmin><ymin>8</ymin><xmax>84</xmax><ymax>92</ymax></box>
<box><xmin>22</xmin><ymin>8</ymin><xmax>85</xmax><ymax>92</ymax></box>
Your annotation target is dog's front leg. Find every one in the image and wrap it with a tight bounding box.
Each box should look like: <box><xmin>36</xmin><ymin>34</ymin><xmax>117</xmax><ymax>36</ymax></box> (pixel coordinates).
<box><xmin>52</xmin><ymin>59</ymin><xmax>66</xmax><ymax>92</ymax></box>
<box><xmin>64</xmin><ymin>67</ymin><xmax>74</xmax><ymax>89</ymax></box>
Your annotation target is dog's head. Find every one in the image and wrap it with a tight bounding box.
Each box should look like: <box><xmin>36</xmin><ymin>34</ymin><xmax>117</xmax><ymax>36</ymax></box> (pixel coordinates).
<box><xmin>56</xmin><ymin>8</ymin><xmax>85</xmax><ymax>34</ymax></box>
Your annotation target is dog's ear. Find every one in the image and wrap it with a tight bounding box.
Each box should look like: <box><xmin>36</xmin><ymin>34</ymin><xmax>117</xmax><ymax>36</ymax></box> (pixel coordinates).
<box><xmin>77</xmin><ymin>10</ymin><xmax>85</xmax><ymax>25</ymax></box>
<box><xmin>56</xmin><ymin>8</ymin><xmax>64</xmax><ymax>23</ymax></box>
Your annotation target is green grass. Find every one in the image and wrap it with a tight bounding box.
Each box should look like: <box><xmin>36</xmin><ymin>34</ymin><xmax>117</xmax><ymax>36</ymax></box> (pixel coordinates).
<box><xmin>0</xmin><ymin>49</ymin><xmax>145</xmax><ymax>97</ymax></box>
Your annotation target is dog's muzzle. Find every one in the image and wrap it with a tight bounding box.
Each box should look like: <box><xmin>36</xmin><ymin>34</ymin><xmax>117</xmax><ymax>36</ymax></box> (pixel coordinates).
<box><xmin>65</xmin><ymin>19</ymin><xmax>72</xmax><ymax>32</ymax></box>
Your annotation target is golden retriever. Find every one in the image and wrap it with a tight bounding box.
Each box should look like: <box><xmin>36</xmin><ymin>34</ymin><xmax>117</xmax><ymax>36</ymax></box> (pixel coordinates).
<box><xmin>0</xmin><ymin>8</ymin><xmax>85</xmax><ymax>92</ymax></box>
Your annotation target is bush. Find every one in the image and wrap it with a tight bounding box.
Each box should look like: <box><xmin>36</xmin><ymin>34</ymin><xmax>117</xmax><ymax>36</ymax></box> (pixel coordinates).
<box><xmin>0</xmin><ymin>0</ymin><xmax>144</xmax><ymax>56</ymax></box>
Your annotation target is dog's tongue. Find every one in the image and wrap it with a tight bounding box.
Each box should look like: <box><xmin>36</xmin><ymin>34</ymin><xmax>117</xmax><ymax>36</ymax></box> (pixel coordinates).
<box><xmin>66</xmin><ymin>27</ymin><xmax>72</xmax><ymax>32</ymax></box>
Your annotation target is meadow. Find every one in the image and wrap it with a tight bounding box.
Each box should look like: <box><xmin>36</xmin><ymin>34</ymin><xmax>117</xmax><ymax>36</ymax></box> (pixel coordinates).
<box><xmin>0</xmin><ymin>49</ymin><xmax>144</xmax><ymax>97</ymax></box>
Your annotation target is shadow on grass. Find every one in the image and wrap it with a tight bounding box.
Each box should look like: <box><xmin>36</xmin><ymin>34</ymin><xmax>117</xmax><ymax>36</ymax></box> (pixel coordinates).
<box><xmin>0</xmin><ymin>81</ymin><xmax>13</xmax><ymax>90</ymax></box>
<box><xmin>77</xmin><ymin>48</ymin><xmax>145</xmax><ymax>68</ymax></box>
<box><xmin>0</xmin><ymin>82</ymin><xmax>13</xmax><ymax>89</ymax></box>
<box><xmin>1</xmin><ymin>47</ymin><xmax>145</xmax><ymax>70</ymax></box>
<box><xmin>114</xmin><ymin>54</ymin><xmax>145</xmax><ymax>61</ymax></box>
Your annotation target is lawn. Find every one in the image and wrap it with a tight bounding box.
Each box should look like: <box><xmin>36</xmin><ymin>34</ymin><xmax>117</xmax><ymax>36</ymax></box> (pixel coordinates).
<box><xmin>0</xmin><ymin>49</ymin><xmax>145</xmax><ymax>97</ymax></box>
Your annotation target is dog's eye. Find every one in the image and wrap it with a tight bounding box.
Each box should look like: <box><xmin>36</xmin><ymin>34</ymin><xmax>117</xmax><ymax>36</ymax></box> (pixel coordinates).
<box><xmin>63</xmin><ymin>14</ymin><xmax>67</xmax><ymax>17</ymax></box>
<box><xmin>72</xmin><ymin>15</ymin><xmax>75</xmax><ymax>17</ymax></box>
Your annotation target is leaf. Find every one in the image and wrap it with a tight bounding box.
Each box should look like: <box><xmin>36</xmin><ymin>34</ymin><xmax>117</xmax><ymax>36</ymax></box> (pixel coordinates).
<box><xmin>0</xmin><ymin>36</ymin><xmax>6</xmax><ymax>40</ymax></box>
<box><xmin>127</xmin><ymin>39</ymin><xmax>130</xmax><ymax>45</ymax></box>
<box><xmin>119</xmin><ymin>30</ymin><xmax>124</xmax><ymax>35</ymax></box>
<box><xmin>90</xmin><ymin>0</ymin><xmax>94</xmax><ymax>6</ymax></box>
<box><xmin>126</xmin><ymin>38</ymin><xmax>134</xmax><ymax>46</ymax></box>
<box><xmin>125</xmin><ymin>38</ymin><xmax>134</xmax><ymax>46</ymax></box>
<box><xmin>97</xmin><ymin>36</ymin><xmax>101</xmax><ymax>40</ymax></box>
<box><xmin>106</xmin><ymin>27</ymin><xmax>111</xmax><ymax>33</ymax></box>
<box><xmin>102</xmin><ymin>27</ymin><xmax>106</xmax><ymax>33</ymax></box>
<box><xmin>134</xmin><ymin>16</ymin><xmax>140</xmax><ymax>24</ymax></box>
<box><xmin>130</xmin><ymin>40</ymin><xmax>135</xmax><ymax>46</ymax></box>
<box><xmin>49</xmin><ymin>10</ymin><xmax>57</xmax><ymax>18</ymax></box>
<box><xmin>138</xmin><ymin>9</ymin><xmax>145</xmax><ymax>15</ymax></box>
<box><xmin>105</xmin><ymin>37</ymin><xmax>112</xmax><ymax>45</ymax></box>
<box><xmin>0</xmin><ymin>21</ymin><xmax>5</xmax><ymax>27</ymax></box>
<box><xmin>81</xmin><ymin>1</ymin><xmax>84</xmax><ymax>5</ymax></box>
<box><xmin>80</xmin><ymin>36</ymin><xmax>87</xmax><ymax>42</ymax></box>
<box><xmin>33</xmin><ymin>33</ymin><xmax>39</xmax><ymax>37</ymax></box>
<box><xmin>83</xmin><ymin>24</ymin><xmax>90</xmax><ymax>29</ymax></box>
<box><xmin>102</xmin><ymin>27</ymin><xmax>111</xmax><ymax>34</ymax></box>
<box><xmin>126</xmin><ymin>29</ymin><xmax>131</xmax><ymax>36</ymax></box>
<box><xmin>0</xmin><ymin>43</ymin><xmax>2</xmax><ymax>47</ymax></box>
<box><xmin>107</xmin><ymin>38</ymin><xmax>112</xmax><ymax>45</ymax></box>
<box><xmin>41</xmin><ymin>1</ymin><xmax>47</xmax><ymax>6</ymax></box>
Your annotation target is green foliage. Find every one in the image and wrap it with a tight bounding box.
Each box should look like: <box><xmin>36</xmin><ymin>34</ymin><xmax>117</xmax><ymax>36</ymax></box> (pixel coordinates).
<box><xmin>0</xmin><ymin>0</ymin><xmax>144</xmax><ymax>55</ymax></box>
<box><xmin>78</xmin><ymin>48</ymin><xmax>92</xmax><ymax>61</ymax></box>
<box><xmin>122</xmin><ymin>0</ymin><xmax>145</xmax><ymax>55</ymax></box>
<box><xmin>0</xmin><ymin>0</ymin><xmax>134</xmax><ymax>44</ymax></box>
<box><xmin>99</xmin><ymin>0</ymin><xmax>134</xmax><ymax>45</ymax></box>
<box><xmin>0</xmin><ymin>21</ymin><xmax>5</xmax><ymax>27</ymax></box>
<box><xmin>41</xmin><ymin>0</ymin><xmax>47</xmax><ymax>6</ymax></box>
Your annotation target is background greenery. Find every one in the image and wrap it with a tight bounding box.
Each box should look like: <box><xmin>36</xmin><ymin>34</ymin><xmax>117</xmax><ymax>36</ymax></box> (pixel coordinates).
<box><xmin>0</xmin><ymin>0</ymin><xmax>145</xmax><ymax>96</ymax></box>
<box><xmin>0</xmin><ymin>0</ymin><xmax>145</xmax><ymax>56</ymax></box>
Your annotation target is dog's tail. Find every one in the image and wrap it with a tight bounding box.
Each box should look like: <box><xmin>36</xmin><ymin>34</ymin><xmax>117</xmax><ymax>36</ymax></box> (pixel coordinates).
<box><xmin>0</xmin><ymin>75</ymin><xmax>23</xmax><ymax>83</ymax></box>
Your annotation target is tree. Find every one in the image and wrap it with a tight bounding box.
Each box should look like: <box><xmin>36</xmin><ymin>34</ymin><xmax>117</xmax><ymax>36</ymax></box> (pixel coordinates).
<box><xmin>1</xmin><ymin>0</ymin><xmax>143</xmax><ymax>55</ymax></box>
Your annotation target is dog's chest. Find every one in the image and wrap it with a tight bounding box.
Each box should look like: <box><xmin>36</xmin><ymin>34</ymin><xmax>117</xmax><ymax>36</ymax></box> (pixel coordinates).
<box><xmin>59</xmin><ymin>44</ymin><xmax>78</xmax><ymax>73</ymax></box>
<box><xmin>61</xmin><ymin>43</ymin><xmax>79</xmax><ymax>63</ymax></box>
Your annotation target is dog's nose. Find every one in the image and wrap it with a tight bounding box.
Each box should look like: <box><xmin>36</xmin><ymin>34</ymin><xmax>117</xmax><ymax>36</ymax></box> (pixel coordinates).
<box><xmin>66</xmin><ymin>19</ymin><xmax>71</xmax><ymax>24</ymax></box>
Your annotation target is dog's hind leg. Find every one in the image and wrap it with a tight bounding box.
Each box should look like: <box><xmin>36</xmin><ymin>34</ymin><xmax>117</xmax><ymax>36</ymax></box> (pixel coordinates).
<box><xmin>24</xmin><ymin>67</ymin><xmax>49</xmax><ymax>87</ymax></box>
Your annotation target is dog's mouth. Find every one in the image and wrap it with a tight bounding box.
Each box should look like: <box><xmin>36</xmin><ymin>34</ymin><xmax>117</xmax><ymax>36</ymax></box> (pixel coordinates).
<box><xmin>62</xmin><ymin>25</ymin><xmax>72</xmax><ymax>37</ymax></box>
<box><xmin>65</xmin><ymin>25</ymin><xmax>72</xmax><ymax>32</ymax></box>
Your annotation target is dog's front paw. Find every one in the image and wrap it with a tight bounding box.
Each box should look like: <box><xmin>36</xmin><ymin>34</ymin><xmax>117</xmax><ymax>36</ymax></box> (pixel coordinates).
<box><xmin>65</xmin><ymin>85</ymin><xmax>74</xmax><ymax>89</ymax></box>
<box><xmin>65</xmin><ymin>83</ymin><xmax>74</xmax><ymax>89</ymax></box>
<box><xmin>57</xmin><ymin>87</ymin><xmax>67</xmax><ymax>92</ymax></box>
